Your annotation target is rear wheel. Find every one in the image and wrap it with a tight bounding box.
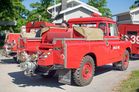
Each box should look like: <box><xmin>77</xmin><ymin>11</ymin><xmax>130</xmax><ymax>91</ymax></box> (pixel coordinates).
<box><xmin>73</xmin><ymin>55</ymin><xmax>95</xmax><ymax>86</ymax></box>
<box><xmin>113</xmin><ymin>50</ymin><xmax>129</xmax><ymax>71</ymax></box>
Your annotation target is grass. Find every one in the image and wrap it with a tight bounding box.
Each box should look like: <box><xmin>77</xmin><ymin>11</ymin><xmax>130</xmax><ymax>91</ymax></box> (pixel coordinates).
<box><xmin>116</xmin><ymin>70</ymin><xmax>139</xmax><ymax>92</ymax></box>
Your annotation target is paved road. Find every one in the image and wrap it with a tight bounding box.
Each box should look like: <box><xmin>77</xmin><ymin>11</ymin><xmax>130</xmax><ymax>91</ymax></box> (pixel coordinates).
<box><xmin>0</xmin><ymin>55</ymin><xmax>139</xmax><ymax>92</ymax></box>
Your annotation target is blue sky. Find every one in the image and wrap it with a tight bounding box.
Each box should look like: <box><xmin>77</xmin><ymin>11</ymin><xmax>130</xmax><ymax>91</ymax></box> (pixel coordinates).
<box><xmin>23</xmin><ymin>0</ymin><xmax>135</xmax><ymax>15</ymax></box>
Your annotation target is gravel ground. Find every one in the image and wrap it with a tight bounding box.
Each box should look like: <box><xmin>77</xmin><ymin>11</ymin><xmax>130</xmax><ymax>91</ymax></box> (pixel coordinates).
<box><xmin>0</xmin><ymin>54</ymin><xmax>139</xmax><ymax>92</ymax></box>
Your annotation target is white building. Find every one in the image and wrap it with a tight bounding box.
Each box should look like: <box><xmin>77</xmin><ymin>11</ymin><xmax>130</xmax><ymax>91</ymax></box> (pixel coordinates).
<box><xmin>114</xmin><ymin>7</ymin><xmax>139</xmax><ymax>24</ymax></box>
<box><xmin>47</xmin><ymin>0</ymin><xmax>101</xmax><ymax>24</ymax></box>
<box><xmin>130</xmin><ymin>7</ymin><xmax>139</xmax><ymax>24</ymax></box>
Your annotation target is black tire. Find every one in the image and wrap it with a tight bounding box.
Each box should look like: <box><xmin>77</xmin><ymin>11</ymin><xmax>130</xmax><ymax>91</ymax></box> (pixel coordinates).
<box><xmin>113</xmin><ymin>50</ymin><xmax>129</xmax><ymax>71</ymax></box>
<box><xmin>41</xmin><ymin>70</ymin><xmax>56</xmax><ymax>78</ymax></box>
<box><xmin>73</xmin><ymin>55</ymin><xmax>95</xmax><ymax>86</ymax></box>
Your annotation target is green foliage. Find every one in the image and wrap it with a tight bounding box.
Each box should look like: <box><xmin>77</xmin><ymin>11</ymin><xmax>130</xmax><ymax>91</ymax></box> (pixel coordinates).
<box><xmin>88</xmin><ymin>0</ymin><xmax>112</xmax><ymax>18</ymax></box>
<box><xmin>0</xmin><ymin>0</ymin><xmax>29</xmax><ymax>33</ymax></box>
<box><xmin>27</xmin><ymin>0</ymin><xmax>61</xmax><ymax>22</ymax></box>
<box><xmin>130</xmin><ymin>0</ymin><xmax>139</xmax><ymax>10</ymax></box>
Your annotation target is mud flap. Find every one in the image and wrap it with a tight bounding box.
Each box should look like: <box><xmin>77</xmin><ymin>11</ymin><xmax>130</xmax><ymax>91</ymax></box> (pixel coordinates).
<box><xmin>58</xmin><ymin>69</ymin><xmax>71</xmax><ymax>85</ymax></box>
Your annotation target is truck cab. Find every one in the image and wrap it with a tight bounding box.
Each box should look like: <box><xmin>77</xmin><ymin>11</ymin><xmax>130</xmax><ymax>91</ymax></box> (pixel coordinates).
<box><xmin>118</xmin><ymin>24</ymin><xmax>139</xmax><ymax>56</ymax></box>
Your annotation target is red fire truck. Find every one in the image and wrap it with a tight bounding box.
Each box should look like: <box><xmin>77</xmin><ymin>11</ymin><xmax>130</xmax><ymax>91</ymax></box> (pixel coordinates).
<box><xmin>20</xmin><ymin>16</ymin><xmax>131</xmax><ymax>86</ymax></box>
<box><xmin>2</xmin><ymin>21</ymin><xmax>55</xmax><ymax>61</ymax></box>
<box><xmin>118</xmin><ymin>24</ymin><xmax>139</xmax><ymax>56</ymax></box>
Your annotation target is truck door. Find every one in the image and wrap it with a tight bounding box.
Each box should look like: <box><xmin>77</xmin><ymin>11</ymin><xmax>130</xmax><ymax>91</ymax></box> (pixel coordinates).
<box><xmin>107</xmin><ymin>23</ymin><xmax>121</xmax><ymax>62</ymax></box>
<box><xmin>98</xmin><ymin>23</ymin><xmax>112</xmax><ymax>64</ymax></box>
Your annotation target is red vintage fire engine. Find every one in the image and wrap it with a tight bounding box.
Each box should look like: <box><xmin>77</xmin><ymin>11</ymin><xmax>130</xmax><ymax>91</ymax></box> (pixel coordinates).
<box><xmin>20</xmin><ymin>16</ymin><xmax>131</xmax><ymax>86</ymax></box>
<box><xmin>118</xmin><ymin>24</ymin><xmax>139</xmax><ymax>56</ymax></box>
<box><xmin>2</xmin><ymin>21</ymin><xmax>55</xmax><ymax>61</ymax></box>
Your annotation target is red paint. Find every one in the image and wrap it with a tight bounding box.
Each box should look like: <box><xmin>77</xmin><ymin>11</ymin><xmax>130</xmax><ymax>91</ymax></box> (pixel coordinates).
<box><xmin>26</xmin><ymin>21</ymin><xmax>55</xmax><ymax>32</ymax></box>
<box><xmin>82</xmin><ymin>62</ymin><xmax>92</xmax><ymax>80</ymax></box>
<box><xmin>4</xmin><ymin>33</ymin><xmax>21</xmax><ymax>51</ymax></box>
<box><xmin>3</xmin><ymin>21</ymin><xmax>55</xmax><ymax>57</ymax></box>
<box><xmin>18</xmin><ymin>38</ymin><xmax>41</xmax><ymax>53</ymax></box>
<box><xmin>37</xmin><ymin>16</ymin><xmax>131</xmax><ymax>69</ymax></box>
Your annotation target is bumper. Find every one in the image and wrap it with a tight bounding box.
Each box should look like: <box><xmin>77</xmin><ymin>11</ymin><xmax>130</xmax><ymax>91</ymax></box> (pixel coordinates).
<box><xmin>20</xmin><ymin>61</ymin><xmax>37</xmax><ymax>76</ymax></box>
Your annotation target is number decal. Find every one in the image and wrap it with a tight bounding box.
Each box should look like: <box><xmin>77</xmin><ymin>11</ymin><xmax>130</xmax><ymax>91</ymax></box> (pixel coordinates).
<box><xmin>130</xmin><ymin>35</ymin><xmax>139</xmax><ymax>44</ymax></box>
<box><xmin>130</xmin><ymin>35</ymin><xmax>136</xmax><ymax>44</ymax></box>
<box><xmin>136</xmin><ymin>36</ymin><xmax>139</xmax><ymax>44</ymax></box>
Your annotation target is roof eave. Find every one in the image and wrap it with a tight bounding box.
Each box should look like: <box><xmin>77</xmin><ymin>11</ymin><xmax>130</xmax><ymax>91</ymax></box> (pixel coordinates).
<box><xmin>59</xmin><ymin>5</ymin><xmax>101</xmax><ymax>15</ymax></box>
<box><xmin>113</xmin><ymin>11</ymin><xmax>130</xmax><ymax>16</ymax></box>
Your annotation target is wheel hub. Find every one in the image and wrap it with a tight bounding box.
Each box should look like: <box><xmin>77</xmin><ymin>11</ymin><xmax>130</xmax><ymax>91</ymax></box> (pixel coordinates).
<box><xmin>82</xmin><ymin>62</ymin><xmax>92</xmax><ymax>80</ymax></box>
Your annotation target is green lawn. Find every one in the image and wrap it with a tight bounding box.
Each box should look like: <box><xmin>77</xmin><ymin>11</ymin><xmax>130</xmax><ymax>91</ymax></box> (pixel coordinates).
<box><xmin>116</xmin><ymin>70</ymin><xmax>139</xmax><ymax>92</ymax></box>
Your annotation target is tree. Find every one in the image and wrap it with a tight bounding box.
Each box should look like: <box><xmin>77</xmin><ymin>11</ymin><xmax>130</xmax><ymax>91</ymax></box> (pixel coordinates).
<box><xmin>27</xmin><ymin>0</ymin><xmax>61</xmax><ymax>22</ymax></box>
<box><xmin>0</xmin><ymin>0</ymin><xmax>29</xmax><ymax>32</ymax></box>
<box><xmin>88</xmin><ymin>0</ymin><xmax>112</xmax><ymax>18</ymax></box>
<box><xmin>130</xmin><ymin>0</ymin><xmax>139</xmax><ymax>10</ymax></box>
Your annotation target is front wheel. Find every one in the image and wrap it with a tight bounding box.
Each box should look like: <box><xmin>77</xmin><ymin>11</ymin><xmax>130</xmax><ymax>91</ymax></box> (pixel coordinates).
<box><xmin>73</xmin><ymin>55</ymin><xmax>95</xmax><ymax>86</ymax></box>
<box><xmin>113</xmin><ymin>50</ymin><xmax>129</xmax><ymax>71</ymax></box>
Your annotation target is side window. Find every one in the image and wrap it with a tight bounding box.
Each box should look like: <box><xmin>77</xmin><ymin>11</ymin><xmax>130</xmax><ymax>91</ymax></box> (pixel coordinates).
<box><xmin>109</xmin><ymin>24</ymin><xmax>118</xmax><ymax>36</ymax></box>
<box><xmin>98</xmin><ymin>23</ymin><xmax>107</xmax><ymax>35</ymax></box>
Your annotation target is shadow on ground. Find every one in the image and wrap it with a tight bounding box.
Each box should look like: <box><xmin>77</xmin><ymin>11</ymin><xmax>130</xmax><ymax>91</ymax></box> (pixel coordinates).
<box><xmin>8</xmin><ymin>64</ymin><xmax>117</xmax><ymax>89</ymax></box>
<box><xmin>0</xmin><ymin>58</ymin><xmax>18</xmax><ymax>64</ymax></box>
<box><xmin>95</xmin><ymin>65</ymin><xmax>115</xmax><ymax>76</ymax></box>
<box><xmin>8</xmin><ymin>71</ymin><xmax>65</xmax><ymax>89</ymax></box>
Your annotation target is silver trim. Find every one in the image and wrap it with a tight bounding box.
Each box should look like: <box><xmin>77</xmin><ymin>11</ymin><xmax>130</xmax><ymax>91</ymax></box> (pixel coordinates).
<box><xmin>23</xmin><ymin>38</ymin><xmax>26</xmax><ymax>43</ymax></box>
<box><xmin>104</xmin><ymin>38</ymin><xmax>119</xmax><ymax>40</ymax></box>
<box><xmin>63</xmin><ymin>40</ymin><xmax>67</xmax><ymax>68</ymax></box>
<box><xmin>26</xmin><ymin>37</ymin><xmax>42</xmax><ymax>40</ymax></box>
<box><xmin>18</xmin><ymin>38</ymin><xmax>20</xmax><ymax>49</ymax></box>
<box><xmin>53</xmin><ymin>38</ymin><xmax>86</xmax><ymax>44</ymax></box>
